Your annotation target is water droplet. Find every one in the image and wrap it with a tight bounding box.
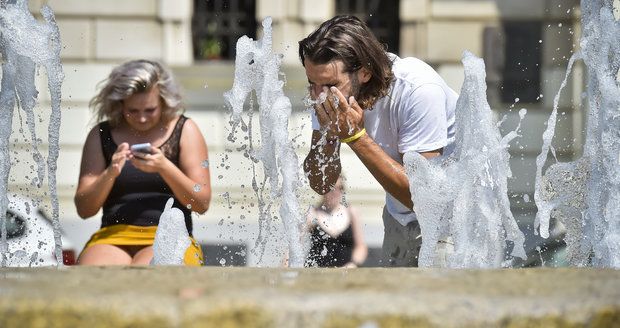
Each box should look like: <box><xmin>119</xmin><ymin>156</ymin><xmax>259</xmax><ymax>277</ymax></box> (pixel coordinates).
<box><xmin>193</xmin><ymin>184</ymin><xmax>201</xmax><ymax>192</ymax></box>
<box><xmin>219</xmin><ymin>258</ymin><xmax>226</xmax><ymax>266</ymax></box>
<box><xmin>186</xmin><ymin>204</ymin><xmax>192</xmax><ymax>209</ymax></box>
<box><xmin>201</xmin><ymin>159</ymin><xmax>209</xmax><ymax>168</ymax></box>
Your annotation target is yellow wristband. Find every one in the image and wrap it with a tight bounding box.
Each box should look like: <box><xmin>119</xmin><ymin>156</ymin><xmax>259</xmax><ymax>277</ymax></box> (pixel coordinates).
<box><xmin>341</xmin><ymin>128</ymin><xmax>366</xmax><ymax>143</ymax></box>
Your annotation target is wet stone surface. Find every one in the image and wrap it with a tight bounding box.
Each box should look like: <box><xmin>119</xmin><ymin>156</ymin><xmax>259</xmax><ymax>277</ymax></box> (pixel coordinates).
<box><xmin>0</xmin><ymin>267</ymin><xmax>619</xmax><ymax>327</ymax></box>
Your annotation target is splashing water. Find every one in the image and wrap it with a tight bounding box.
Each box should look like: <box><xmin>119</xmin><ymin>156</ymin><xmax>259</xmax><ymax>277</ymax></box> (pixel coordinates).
<box><xmin>0</xmin><ymin>0</ymin><xmax>64</xmax><ymax>267</ymax></box>
<box><xmin>535</xmin><ymin>0</ymin><xmax>620</xmax><ymax>268</ymax></box>
<box><xmin>404</xmin><ymin>51</ymin><xmax>526</xmax><ymax>268</ymax></box>
<box><xmin>151</xmin><ymin>198</ymin><xmax>191</xmax><ymax>265</ymax></box>
<box><xmin>224</xmin><ymin>17</ymin><xmax>307</xmax><ymax>267</ymax></box>
<box><xmin>302</xmin><ymin>90</ymin><xmax>330</xmax><ymax>109</ymax></box>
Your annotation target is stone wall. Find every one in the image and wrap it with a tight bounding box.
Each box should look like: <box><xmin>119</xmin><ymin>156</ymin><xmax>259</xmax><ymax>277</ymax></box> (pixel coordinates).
<box><xmin>1</xmin><ymin>267</ymin><xmax>619</xmax><ymax>327</ymax></box>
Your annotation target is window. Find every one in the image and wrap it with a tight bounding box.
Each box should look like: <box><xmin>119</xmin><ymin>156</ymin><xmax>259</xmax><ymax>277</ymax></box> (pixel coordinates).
<box><xmin>500</xmin><ymin>22</ymin><xmax>542</xmax><ymax>103</ymax></box>
<box><xmin>336</xmin><ymin>0</ymin><xmax>400</xmax><ymax>53</ymax></box>
<box><xmin>192</xmin><ymin>0</ymin><xmax>257</xmax><ymax>60</ymax></box>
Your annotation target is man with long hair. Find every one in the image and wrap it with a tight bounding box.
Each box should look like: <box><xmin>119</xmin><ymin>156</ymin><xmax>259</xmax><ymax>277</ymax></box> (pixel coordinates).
<box><xmin>300</xmin><ymin>15</ymin><xmax>457</xmax><ymax>267</ymax></box>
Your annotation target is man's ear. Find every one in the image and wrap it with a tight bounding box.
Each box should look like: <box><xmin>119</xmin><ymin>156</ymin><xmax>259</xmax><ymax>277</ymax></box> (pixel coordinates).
<box><xmin>358</xmin><ymin>67</ymin><xmax>372</xmax><ymax>83</ymax></box>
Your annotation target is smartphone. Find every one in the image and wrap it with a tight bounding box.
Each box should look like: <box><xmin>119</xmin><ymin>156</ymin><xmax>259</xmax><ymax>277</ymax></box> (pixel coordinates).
<box><xmin>130</xmin><ymin>143</ymin><xmax>152</xmax><ymax>154</ymax></box>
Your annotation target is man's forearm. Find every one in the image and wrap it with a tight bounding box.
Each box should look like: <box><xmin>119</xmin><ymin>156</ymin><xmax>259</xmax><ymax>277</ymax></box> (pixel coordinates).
<box><xmin>304</xmin><ymin>138</ymin><xmax>341</xmax><ymax>194</ymax></box>
<box><xmin>348</xmin><ymin>134</ymin><xmax>414</xmax><ymax>209</ymax></box>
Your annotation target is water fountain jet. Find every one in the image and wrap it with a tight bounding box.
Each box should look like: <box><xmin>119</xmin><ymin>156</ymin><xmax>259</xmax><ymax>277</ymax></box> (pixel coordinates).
<box><xmin>224</xmin><ymin>17</ymin><xmax>307</xmax><ymax>267</ymax></box>
<box><xmin>0</xmin><ymin>0</ymin><xmax>64</xmax><ymax>267</ymax></box>
<box><xmin>404</xmin><ymin>51</ymin><xmax>526</xmax><ymax>268</ymax></box>
<box><xmin>535</xmin><ymin>0</ymin><xmax>620</xmax><ymax>268</ymax></box>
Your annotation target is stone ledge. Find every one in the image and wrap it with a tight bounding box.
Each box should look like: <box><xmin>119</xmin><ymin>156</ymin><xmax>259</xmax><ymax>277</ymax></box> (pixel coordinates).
<box><xmin>0</xmin><ymin>267</ymin><xmax>619</xmax><ymax>327</ymax></box>
<box><xmin>46</xmin><ymin>0</ymin><xmax>157</xmax><ymax>17</ymax></box>
<box><xmin>431</xmin><ymin>1</ymin><xmax>499</xmax><ymax>20</ymax></box>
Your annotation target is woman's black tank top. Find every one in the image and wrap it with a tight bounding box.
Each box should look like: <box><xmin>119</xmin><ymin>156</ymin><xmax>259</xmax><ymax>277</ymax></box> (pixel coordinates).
<box><xmin>98</xmin><ymin>115</ymin><xmax>193</xmax><ymax>234</ymax></box>
<box><xmin>305</xmin><ymin>210</ymin><xmax>354</xmax><ymax>267</ymax></box>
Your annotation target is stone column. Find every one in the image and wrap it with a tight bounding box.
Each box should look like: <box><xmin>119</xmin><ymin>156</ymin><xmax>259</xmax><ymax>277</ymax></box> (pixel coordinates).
<box><xmin>258</xmin><ymin>0</ymin><xmax>335</xmax><ymax>65</ymax></box>
<box><xmin>399</xmin><ymin>0</ymin><xmax>429</xmax><ymax>60</ymax></box>
<box><xmin>158</xmin><ymin>0</ymin><xmax>193</xmax><ymax>66</ymax></box>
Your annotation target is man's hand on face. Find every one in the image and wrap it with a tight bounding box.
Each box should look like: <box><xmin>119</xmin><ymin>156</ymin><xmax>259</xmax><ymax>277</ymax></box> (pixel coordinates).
<box><xmin>313</xmin><ymin>86</ymin><xmax>365</xmax><ymax>141</ymax></box>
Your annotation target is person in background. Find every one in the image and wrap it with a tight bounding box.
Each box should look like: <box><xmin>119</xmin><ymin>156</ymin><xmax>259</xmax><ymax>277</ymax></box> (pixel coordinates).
<box><xmin>300</xmin><ymin>15</ymin><xmax>457</xmax><ymax>266</ymax></box>
<box><xmin>305</xmin><ymin>176</ymin><xmax>367</xmax><ymax>267</ymax></box>
<box><xmin>74</xmin><ymin>59</ymin><xmax>211</xmax><ymax>266</ymax></box>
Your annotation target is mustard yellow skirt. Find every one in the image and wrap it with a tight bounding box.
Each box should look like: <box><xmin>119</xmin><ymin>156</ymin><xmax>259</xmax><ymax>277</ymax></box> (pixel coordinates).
<box><xmin>81</xmin><ymin>224</ymin><xmax>204</xmax><ymax>266</ymax></box>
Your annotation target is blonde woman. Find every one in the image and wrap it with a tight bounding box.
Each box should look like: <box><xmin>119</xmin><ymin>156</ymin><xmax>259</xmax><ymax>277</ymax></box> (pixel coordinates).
<box><xmin>74</xmin><ymin>60</ymin><xmax>211</xmax><ymax>265</ymax></box>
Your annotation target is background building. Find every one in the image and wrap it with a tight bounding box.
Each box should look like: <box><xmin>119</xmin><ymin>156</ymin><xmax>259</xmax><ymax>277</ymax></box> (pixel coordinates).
<box><xmin>11</xmin><ymin>0</ymin><xmax>595</xmax><ymax>266</ymax></box>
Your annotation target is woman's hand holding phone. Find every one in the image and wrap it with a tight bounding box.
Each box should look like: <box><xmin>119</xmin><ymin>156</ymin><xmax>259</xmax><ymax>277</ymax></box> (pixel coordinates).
<box><xmin>130</xmin><ymin>142</ymin><xmax>152</xmax><ymax>155</ymax></box>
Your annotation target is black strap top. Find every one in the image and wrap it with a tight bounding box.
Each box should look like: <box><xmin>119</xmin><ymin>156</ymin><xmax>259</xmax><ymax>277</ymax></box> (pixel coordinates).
<box><xmin>305</xmin><ymin>208</ymin><xmax>355</xmax><ymax>267</ymax></box>
<box><xmin>98</xmin><ymin>115</ymin><xmax>193</xmax><ymax>235</ymax></box>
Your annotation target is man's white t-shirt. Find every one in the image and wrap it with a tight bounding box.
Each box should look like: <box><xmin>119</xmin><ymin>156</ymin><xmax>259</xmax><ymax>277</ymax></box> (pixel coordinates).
<box><xmin>311</xmin><ymin>54</ymin><xmax>458</xmax><ymax>226</ymax></box>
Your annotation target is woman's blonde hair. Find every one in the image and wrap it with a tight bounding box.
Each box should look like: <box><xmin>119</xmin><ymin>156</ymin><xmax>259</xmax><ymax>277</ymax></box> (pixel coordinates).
<box><xmin>90</xmin><ymin>59</ymin><xmax>183</xmax><ymax>127</ymax></box>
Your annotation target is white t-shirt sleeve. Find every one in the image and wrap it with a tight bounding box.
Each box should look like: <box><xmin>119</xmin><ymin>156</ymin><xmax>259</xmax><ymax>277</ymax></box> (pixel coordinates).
<box><xmin>398</xmin><ymin>83</ymin><xmax>449</xmax><ymax>154</ymax></box>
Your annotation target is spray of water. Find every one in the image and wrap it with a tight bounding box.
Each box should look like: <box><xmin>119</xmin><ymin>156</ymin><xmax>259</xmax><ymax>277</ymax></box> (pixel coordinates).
<box><xmin>0</xmin><ymin>0</ymin><xmax>64</xmax><ymax>267</ymax></box>
<box><xmin>404</xmin><ymin>51</ymin><xmax>526</xmax><ymax>268</ymax></box>
<box><xmin>224</xmin><ymin>17</ymin><xmax>307</xmax><ymax>267</ymax></box>
<box><xmin>151</xmin><ymin>198</ymin><xmax>191</xmax><ymax>265</ymax></box>
<box><xmin>535</xmin><ymin>0</ymin><xmax>620</xmax><ymax>268</ymax></box>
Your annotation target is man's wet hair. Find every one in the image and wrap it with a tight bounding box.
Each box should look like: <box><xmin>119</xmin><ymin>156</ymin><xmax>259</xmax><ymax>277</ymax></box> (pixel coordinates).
<box><xmin>299</xmin><ymin>15</ymin><xmax>394</xmax><ymax>109</ymax></box>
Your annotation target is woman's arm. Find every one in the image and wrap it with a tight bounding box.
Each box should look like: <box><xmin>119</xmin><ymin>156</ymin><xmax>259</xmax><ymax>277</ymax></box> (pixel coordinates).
<box><xmin>346</xmin><ymin>206</ymin><xmax>368</xmax><ymax>267</ymax></box>
<box><xmin>305</xmin><ymin>205</ymin><xmax>318</xmax><ymax>231</ymax></box>
<box><xmin>133</xmin><ymin>118</ymin><xmax>212</xmax><ymax>214</ymax></box>
<box><xmin>74</xmin><ymin>127</ymin><xmax>130</xmax><ymax>218</ymax></box>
